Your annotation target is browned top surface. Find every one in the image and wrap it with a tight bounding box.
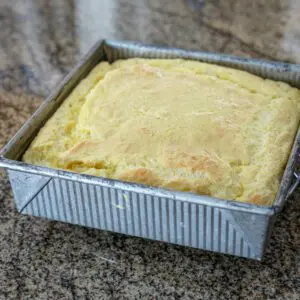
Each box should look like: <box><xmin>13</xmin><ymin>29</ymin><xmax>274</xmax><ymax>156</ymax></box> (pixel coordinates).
<box><xmin>0</xmin><ymin>1</ymin><xmax>300</xmax><ymax>299</ymax></box>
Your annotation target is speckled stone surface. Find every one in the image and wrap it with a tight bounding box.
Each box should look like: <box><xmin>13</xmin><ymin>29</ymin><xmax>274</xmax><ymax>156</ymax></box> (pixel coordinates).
<box><xmin>1</xmin><ymin>0</ymin><xmax>300</xmax><ymax>299</ymax></box>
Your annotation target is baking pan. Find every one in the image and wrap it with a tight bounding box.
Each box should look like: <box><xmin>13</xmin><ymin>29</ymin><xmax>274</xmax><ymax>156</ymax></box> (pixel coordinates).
<box><xmin>1</xmin><ymin>40</ymin><xmax>300</xmax><ymax>260</ymax></box>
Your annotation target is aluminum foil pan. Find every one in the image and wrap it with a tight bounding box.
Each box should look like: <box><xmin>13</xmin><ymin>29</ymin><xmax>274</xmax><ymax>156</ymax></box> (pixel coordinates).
<box><xmin>1</xmin><ymin>40</ymin><xmax>300</xmax><ymax>260</ymax></box>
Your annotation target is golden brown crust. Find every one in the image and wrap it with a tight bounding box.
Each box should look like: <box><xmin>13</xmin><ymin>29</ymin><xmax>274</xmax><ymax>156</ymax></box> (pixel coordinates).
<box><xmin>22</xmin><ymin>58</ymin><xmax>300</xmax><ymax>205</ymax></box>
<box><xmin>118</xmin><ymin>168</ymin><xmax>161</xmax><ymax>186</ymax></box>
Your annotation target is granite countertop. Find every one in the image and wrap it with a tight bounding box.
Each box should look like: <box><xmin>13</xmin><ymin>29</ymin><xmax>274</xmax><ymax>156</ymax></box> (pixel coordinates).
<box><xmin>0</xmin><ymin>0</ymin><xmax>300</xmax><ymax>299</ymax></box>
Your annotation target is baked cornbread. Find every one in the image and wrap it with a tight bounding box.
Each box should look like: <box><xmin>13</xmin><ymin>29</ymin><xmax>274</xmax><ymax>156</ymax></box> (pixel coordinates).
<box><xmin>23</xmin><ymin>59</ymin><xmax>300</xmax><ymax>205</ymax></box>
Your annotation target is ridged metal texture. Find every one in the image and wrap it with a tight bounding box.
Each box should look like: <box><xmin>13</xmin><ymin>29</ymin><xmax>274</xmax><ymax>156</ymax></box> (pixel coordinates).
<box><xmin>8</xmin><ymin>171</ymin><xmax>267</xmax><ymax>259</ymax></box>
<box><xmin>1</xmin><ymin>40</ymin><xmax>299</xmax><ymax>260</ymax></box>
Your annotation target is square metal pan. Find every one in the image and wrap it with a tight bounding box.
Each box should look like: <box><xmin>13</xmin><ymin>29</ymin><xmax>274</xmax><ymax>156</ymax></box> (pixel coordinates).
<box><xmin>1</xmin><ymin>40</ymin><xmax>300</xmax><ymax>260</ymax></box>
